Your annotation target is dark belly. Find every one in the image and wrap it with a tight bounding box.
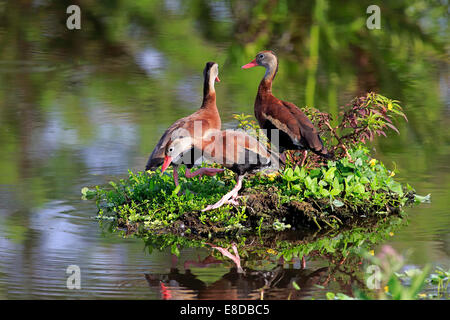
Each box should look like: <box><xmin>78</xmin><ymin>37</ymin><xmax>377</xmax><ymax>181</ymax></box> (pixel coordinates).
<box><xmin>262</xmin><ymin>120</ymin><xmax>304</xmax><ymax>152</ymax></box>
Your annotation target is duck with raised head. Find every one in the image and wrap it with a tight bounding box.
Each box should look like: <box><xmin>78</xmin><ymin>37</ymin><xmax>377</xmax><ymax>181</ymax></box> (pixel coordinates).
<box><xmin>242</xmin><ymin>51</ymin><xmax>331</xmax><ymax>165</ymax></box>
<box><xmin>145</xmin><ymin>62</ymin><xmax>224</xmax><ymax>185</ymax></box>
<box><xmin>161</xmin><ymin>129</ymin><xmax>279</xmax><ymax>211</ymax></box>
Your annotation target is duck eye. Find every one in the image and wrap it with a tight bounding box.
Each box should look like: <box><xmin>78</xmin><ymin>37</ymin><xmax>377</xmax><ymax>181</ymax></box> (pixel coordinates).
<box><xmin>258</xmin><ymin>54</ymin><xmax>264</xmax><ymax>59</ymax></box>
<box><xmin>169</xmin><ymin>147</ymin><xmax>173</xmax><ymax>152</ymax></box>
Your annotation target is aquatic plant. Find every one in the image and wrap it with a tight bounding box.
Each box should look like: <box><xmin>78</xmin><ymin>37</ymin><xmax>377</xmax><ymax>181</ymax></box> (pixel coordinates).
<box><xmin>83</xmin><ymin>141</ymin><xmax>421</xmax><ymax>239</ymax></box>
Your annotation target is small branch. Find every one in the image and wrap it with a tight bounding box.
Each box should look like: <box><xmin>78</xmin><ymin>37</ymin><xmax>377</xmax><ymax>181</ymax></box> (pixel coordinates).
<box><xmin>324</xmin><ymin>121</ymin><xmax>352</xmax><ymax>161</ymax></box>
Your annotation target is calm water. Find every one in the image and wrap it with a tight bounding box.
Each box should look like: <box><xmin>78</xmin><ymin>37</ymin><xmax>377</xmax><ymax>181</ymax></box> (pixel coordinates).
<box><xmin>0</xmin><ymin>1</ymin><xmax>448</xmax><ymax>299</ymax></box>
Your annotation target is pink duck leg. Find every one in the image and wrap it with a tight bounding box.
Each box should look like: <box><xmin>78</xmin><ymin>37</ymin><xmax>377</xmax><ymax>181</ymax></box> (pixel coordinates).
<box><xmin>202</xmin><ymin>175</ymin><xmax>243</xmax><ymax>211</ymax></box>
<box><xmin>208</xmin><ymin>242</ymin><xmax>243</xmax><ymax>273</ymax></box>
<box><xmin>185</xmin><ymin>167</ymin><xmax>225</xmax><ymax>180</ymax></box>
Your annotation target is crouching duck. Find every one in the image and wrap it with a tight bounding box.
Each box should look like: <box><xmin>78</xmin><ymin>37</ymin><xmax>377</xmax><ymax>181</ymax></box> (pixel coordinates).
<box><xmin>162</xmin><ymin>129</ymin><xmax>279</xmax><ymax>211</ymax></box>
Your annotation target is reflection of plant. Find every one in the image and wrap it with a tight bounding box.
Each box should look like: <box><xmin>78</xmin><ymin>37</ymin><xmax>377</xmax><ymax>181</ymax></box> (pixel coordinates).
<box><xmin>274</xmin><ymin>217</ymin><xmax>404</xmax><ymax>262</ymax></box>
<box><xmin>272</xmin><ymin>219</ymin><xmax>291</xmax><ymax>231</ymax></box>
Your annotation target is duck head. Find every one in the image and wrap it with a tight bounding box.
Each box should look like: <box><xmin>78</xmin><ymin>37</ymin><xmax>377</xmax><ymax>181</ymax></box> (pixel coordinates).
<box><xmin>242</xmin><ymin>51</ymin><xmax>278</xmax><ymax>68</ymax></box>
<box><xmin>242</xmin><ymin>51</ymin><xmax>278</xmax><ymax>80</ymax></box>
<box><xmin>161</xmin><ymin>136</ymin><xmax>193</xmax><ymax>173</ymax></box>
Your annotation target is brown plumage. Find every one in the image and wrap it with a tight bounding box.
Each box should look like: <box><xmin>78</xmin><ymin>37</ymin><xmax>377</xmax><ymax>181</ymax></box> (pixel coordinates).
<box><xmin>162</xmin><ymin>129</ymin><xmax>278</xmax><ymax>211</ymax></box>
<box><xmin>200</xmin><ymin>130</ymin><xmax>276</xmax><ymax>175</ymax></box>
<box><xmin>242</xmin><ymin>51</ymin><xmax>331</xmax><ymax>159</ymax></box>
<box><xmin>145</xmin><ymin>62</ymin><xmax>222</xmax><ymax>184</ymax></box>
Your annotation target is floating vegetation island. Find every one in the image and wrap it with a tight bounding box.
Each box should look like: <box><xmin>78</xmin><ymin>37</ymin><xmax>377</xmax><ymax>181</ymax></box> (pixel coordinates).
<box><xmin>84</xmin><ymin>146</ymin><xmax>419</xmax><ymax>237</ymax></box>
<box><xmin>82</xmin><ymin>93</ymin><xmax>430</xmax><ymax>259</ymax></box>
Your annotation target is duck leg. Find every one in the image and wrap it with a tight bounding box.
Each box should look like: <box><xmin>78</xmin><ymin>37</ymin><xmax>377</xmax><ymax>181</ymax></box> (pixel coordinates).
<box><xmin>299</xmin><ymin>150</ymin><xmax>308</xmax><ymax>167</ymax></box>
<box><xmin>279</xmin><ymin>151</ymin><xmax>287</xmax><ymax>165</ymax></box>
<box><xmin>173</xmin><ymin>165</ymin><xmax>180</xmax><ymax>186</ymax></box>
<box><xmin>208</xmin><ymin>242</ymin><xmax>243</xmax><ymax>273</ymax></box>
<box><xmin>185</xmin><ymin>167</ymin><xmax>225</xmax><ymax>180</ymax></box>
<box><xmin>202</xmin><ymin>175</ymin><xmax>244</xmax><ymax>211</ymax></box>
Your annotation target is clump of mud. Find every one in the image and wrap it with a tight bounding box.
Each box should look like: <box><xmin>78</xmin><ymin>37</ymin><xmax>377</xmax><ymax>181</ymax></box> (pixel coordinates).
<box><xmin>117</xmin><ymin>185</ymin><xmax>413</xmax><ymax>241</ymax></box>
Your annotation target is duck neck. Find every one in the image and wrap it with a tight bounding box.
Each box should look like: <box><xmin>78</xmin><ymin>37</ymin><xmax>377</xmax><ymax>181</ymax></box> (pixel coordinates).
<box><xmin>258</xmin><ymin>62</ymin><xmax>278</xmax><ymax>94</ymax></box>
<box><xmin>201</xmin><ymin>75</ymin><xmax>216</xmax><ymax>108</ymax></box>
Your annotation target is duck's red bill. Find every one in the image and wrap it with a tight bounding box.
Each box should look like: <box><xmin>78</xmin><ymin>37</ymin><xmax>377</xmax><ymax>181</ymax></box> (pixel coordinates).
<box><xmin>215</xmin><ymin>76</ymin><xmax>220</xmax><ymax>82</ymax></box>
<box><xmin>161</xmin><ymin>156</ymin><xmax>172</xmax><ymax>173</ymax></box>
<box><xmin>241</xmin><ymin>59</ymin><xmax>258</xmax><ymax>69</ymax></box>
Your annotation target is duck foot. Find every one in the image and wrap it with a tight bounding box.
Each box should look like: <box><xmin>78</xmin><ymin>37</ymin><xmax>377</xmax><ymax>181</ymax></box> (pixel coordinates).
<box><xmin>299</xmin><ymin>150</ymin><xmax>308</xmax><ymax>167</ymax></box>
<box><xmin>201</xmin><ymin>175</ymin><xmax>243</xmax><ymax>211</ymax></box>
<box><xmin>185</xmin><ymin>167</ymin><xmax>225</xmax><ymax>179</ymax></box>
<box><xmin>208</xmin><ymin>242</ymin><xmax>243</xmax><ymax>273</ymax></box>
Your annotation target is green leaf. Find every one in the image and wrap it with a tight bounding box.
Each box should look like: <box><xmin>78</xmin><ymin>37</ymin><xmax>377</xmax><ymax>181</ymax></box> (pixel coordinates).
<box><xmin>171</xmin><ymin>244</ymin><xmax>180</xmax><ymax>256</ymax></box>
<box><xmin>360</xmin><ymin>177</ymin><xmax>370</xmax><ymax>184</ymax></box>
<box><xmin>330</xmin><ymin>188</ymin><xmax>340</xmax><ymax>196</ymax></box>
<box><xmin>319</xmin><ymin>180</ymin><xmax>328</xmax><ymax>187</ymax></box>
<box><xmin>414</xmin><ymin>194</ymin><xmax>431</xmax><ymax>203</ymax></box>
<box><xmin>320</xmin><ymin>188</ymin><xmax>330</xmax><ymax>197</ymax></box>
<box><xmin>81</xmin><ymin>187</ymin><xmax>89</xmax><ymax>196</ymax></box>
<box><xmin>324</xmin><ymin>167</ymin><xmax>337</xmax><ymax>182</ymax></box>
<box><xmin>332</xmin><ymin>199</ymin><xmax>344</xmax><ymax>207</ymax></box>
<box><xmin>388</xmin><ymin>182</ymin><xmax>403</xmax><ymax>196</ymax></box>
<box><xmin>309</xmin><ymin>168</ymin><xmax>321</xmax><ymax>178</ymax></box>
<box><xmin>172</xmin><ymin>184</ymin><xmax>181</xmax><ymax>196</ymax></box>
<box><xmin>326</xmin><ymin>292</ymin><xmax>335</xmax><ymax>300</ymax></box>
<box><xmin>354</xmin><ymin>183</ymin><xmax>365</xmax><ymax>194</ymax></box>
<box><xmin>305</xmin><ymin>176</ymin><xmax>312</xmax><ymax>189</ymax></box>
<box><xmin>294</xmin><ymin>166</ymin><xmax>301</xmax><ymax>177</ymax></box>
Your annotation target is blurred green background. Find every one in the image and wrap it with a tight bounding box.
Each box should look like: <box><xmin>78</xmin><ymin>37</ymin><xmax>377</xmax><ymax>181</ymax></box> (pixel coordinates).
<box><xmin>0</xmin><ymin>0</ymin><xmax>448</xmax><ymax>299</ymax></box>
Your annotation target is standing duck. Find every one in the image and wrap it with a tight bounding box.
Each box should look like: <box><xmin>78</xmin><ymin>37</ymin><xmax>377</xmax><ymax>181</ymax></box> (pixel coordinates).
<box><xmin>145</xmin><ymin>62</ymin><xmax>224</xmax><ymax>185</ymax></box>
<box><xmin>161</xmin><ymin>129</ymin><xmax>279</xmax><ymax>211</ymax></box>
<box><xmin>242</xmin><ymin>51</ymin><xmax>331</xmax><ymax>164</ymax></box>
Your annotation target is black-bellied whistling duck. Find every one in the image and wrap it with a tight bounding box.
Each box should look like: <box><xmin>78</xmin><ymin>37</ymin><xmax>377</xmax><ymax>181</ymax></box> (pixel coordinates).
<box><xmin>145</xmin><ymin>62</ymin><xmax>224</xmax><ymax>184</ymax></box>
<box><xmin>242</xmin><ymin>51</ymin><xmax>331</xmax><ymax>165</ymax></box>
<box><xmin>161</xmin><ymin>129</ymin><xmax>279</xmax><ymax>211</ymax></box>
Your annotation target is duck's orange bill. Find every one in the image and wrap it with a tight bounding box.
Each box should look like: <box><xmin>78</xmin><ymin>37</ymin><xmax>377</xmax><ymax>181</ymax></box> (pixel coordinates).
<box><xmin>161</xmin><ymin>156</ymin><xmax>172</xmax><ymax>173</ymax></box>
<box><xmin>241</xmin><ymin>59</ymin><xmax>258</xmax><ymax>69</ymax></box>
<box><xmin>215</xmin><ymin>76</ymin><xmax>220</xmax><ymax>82</ymax></box>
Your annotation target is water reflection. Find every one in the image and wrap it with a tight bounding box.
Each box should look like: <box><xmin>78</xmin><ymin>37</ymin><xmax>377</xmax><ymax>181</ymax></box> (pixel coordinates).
<box><xmin>135</xmin><ymin>47</ymin><xmax>166</xmax><ymax>78</ymax></box>
<box><xmin>144</xmin><ymin>254</ymin><xmax>350</xmax><ymax>300</ymax></box>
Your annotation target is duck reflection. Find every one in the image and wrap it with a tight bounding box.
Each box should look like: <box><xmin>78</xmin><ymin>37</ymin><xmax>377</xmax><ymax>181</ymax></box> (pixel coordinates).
<box><xmin>144</xmin><ymin>253</ymin><xmax>333</xmax><ymax>300</ymax></box>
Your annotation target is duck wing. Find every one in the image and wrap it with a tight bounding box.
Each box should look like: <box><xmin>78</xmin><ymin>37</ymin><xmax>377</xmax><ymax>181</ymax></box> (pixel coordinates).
<box><xmin>260</xmin><ymin>99</ymin><xmax>329</xmax><ymax>157</ymax></box>
<box><xmin>145</xmin><ymin>118</ymin><xmax>187</xmax><ymax>171</ymax></box>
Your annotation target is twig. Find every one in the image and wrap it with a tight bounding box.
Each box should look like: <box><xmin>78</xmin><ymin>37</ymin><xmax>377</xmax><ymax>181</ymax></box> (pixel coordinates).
<box><xmin>312</xmin><ymin>216</ymin><xmax>322</xmax><ymax>230</ymax></box>
<box><xmin>324</xmin><ymin>121</ymin><xmax>352</xmax><ymax>161</ymax></box>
